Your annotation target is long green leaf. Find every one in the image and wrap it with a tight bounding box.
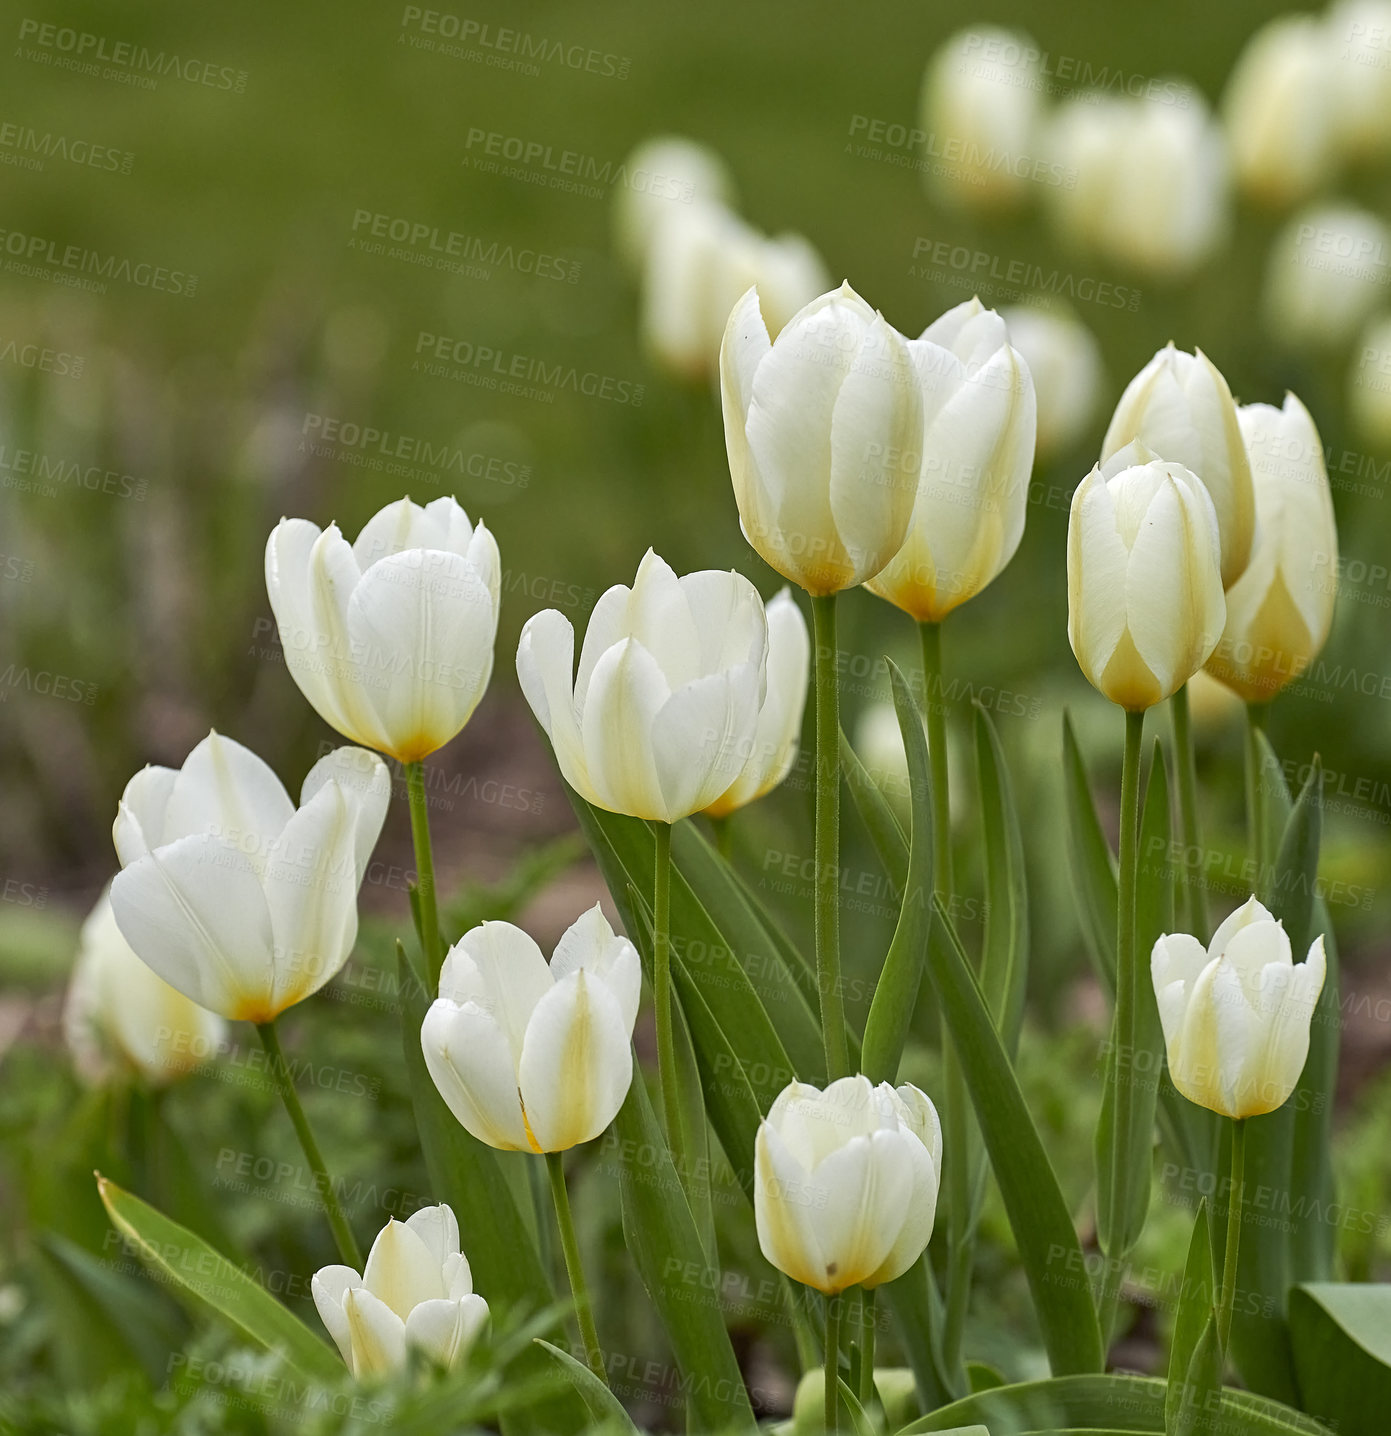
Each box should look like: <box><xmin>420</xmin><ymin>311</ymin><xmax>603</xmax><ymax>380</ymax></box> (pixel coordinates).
<box><xmin>96</xmin><ymin>1174</ymin><xmax>343</xmax><ymax>1383</ymax></box>
<box><xmin>1166</xmin><ymin>1199</ymin><xmax>1215</xmax><ymax>1432</ymax></box>
<box><xmin>1171</xmin><ymin>1315</ymin><xmax>1222</xmax><ymax>1436</ymax></box>
<box><xmin>535</xmin><ymin>1339</ymin><xmax>641</xmax><ymax>1433</ymax></box>
<box><xmin>1291</xmin><ymin>1283</ymin><xmax>1391</xmax><ymax>1436</ymax></box>
<box><xmin>1062</xmin><ymin>709</ymin><xmax>1118</xmax><ymax>981</ymax></box>
<box><xmin>974</xmin><ymin>705</ymin><xmax>1028</xmax><ymax>1053</ymax></box>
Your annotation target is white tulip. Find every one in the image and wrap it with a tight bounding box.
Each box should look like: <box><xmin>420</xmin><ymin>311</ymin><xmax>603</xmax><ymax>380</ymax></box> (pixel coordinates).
<box><xmin>704</xmin><ymin>588</ymin><xmax>809</xmax><ymax>818</ymax></box>
<box><xmin>613</xmin><ymin>135</ymin><xmax>735</xmax><ymax>275</ymax></box>
<box><xmin>865</xmin><ymin>298</ymin><xmax>1036</xmax><ymax>620</ymax></box>
<box><xmin>313</xmin><ymin>1205</ymin><xmax>488</xmax><ymax>1378</ymax></box>
<box><xmin>1000</xmin><ymin>304</ymin><xmax>1103</xmax><ymax>460</ymax></box>
<box><xmin>1100</xmin><ymin>344</ymin><xmax>1255</xmax><ymax>588</ymax></box>
<box><xmin>1222</xmin><ymin>15</ymin><xmax>1340</xmax><ymax>209</ymax></box>
<box><xmin>1263</xmin><ymin>204</ymin><xmax>1391</xmax><ymax>348</ymax></box>
<box><xmin>110</xmin><ymin>734</ymin><xmax>390</xmax><ymax>1023</ymax></box>
<box><xmin>63</xmin><ymin>888</ymin><xmax>226</xmax><ymax>1086</ymax></box>
<box><xmin>642</xmin><ymin>200</ymin><xmax>828</xmax><ymax>381</ymax></box>
<box><xmin>755</xmin><ymin>1075</ymin><xmax>941</xmax><ymax>1295</ymax></box>
<box><xmin>421</xmin><ymin>907</ymin><xmax>640</xmax><ymax>1152</ymax></box>
<box><xmin>720</xmin><ymin>283</ymin><xmax>924</xmax><ymax>595</ymax></box>
<box><xmin>1152</xmin><ymin>897</ymin><xmax>1327</xmax><ymax>1119</ymax></box>
<box><xmin>1350</xmin><ymin>311</ymin><xmax>1391</xmax><ymax>444</ymax></box>
<box><xmin>265</xmin><ymin>496</ymin><xmax>500</xmax><ymax>764</ymax></box>
<box><xmin>517</xmin><ymin>549</ymin><xmax>768</xmax><ymax>823</ymax></box>
<box><xmin>1205</xmin><ymin>395</ymin><xmax>1338</xmax><ymax>702</ymax></box>
<box><xmin>1067</xmin><ymin>459</ymin><xmax>1226</xmax><ymax>711</ymax></box>
<box><xmin>920</xmin><ymin>27</ymin><xmax>1046</xmax><ymax>213</ymax></box>
<box><xmin>1327</xmin><ymin>0</ymin><xmax>1391</xmax><ymax>160</ymax></box>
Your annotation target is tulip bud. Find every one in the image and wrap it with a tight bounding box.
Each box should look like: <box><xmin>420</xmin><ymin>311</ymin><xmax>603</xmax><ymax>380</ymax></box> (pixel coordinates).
<box><xmin>1327</xmin><ymin>0</ymin><xmax>1391</xmax><ymax>161</ymax></box>
<box><xmin>1264</xmin><ymin>204</ymin><xmax>1391</xmax><ymax>349</ymax></box>
<box><xmin>422</xmin><ymin>907</ymin><xmax>640</xmax><ymax>1152</ymax></box>
<box><xmin>1152</xmin><ymin>897</ymin><xmax>1327</xmax><ymax>1120</ymax></box>
<box><xmin>63</xmin><ymin>888</ymin><xmax>226</xmax><ymax>1086</ymax></box>
<box><xmin>613</xmin><ymin>135</ymin><xmax>735</xmax><ymax>275</ymax></box>
<box><xmin>920</xmin><ymin>28</ymin><xmax>1045</xmax><ymax>214</ymax></box>
<box><xmin>265</xmin><ymin>496</ymin><xmax>500</xmax><ymax>765</ymax></box>
<box><xmin>1222</xmin><ymin>15</ymin><xmax>1339</xmax><ymax>210</ymax></box>
<box><xmin>1101</xmin><ymin>344</ymin><xmax>1256</xmax><ymax>588</ymax></box>
<box><xmin>1350</xmin><ymin>312</ymin><xmax>1391</xmax><ymax>445</ymax></box>
<box><xmin>755</xmin><ymin>1075</ymin><xmax>941</xmax><ymax>1294</ymax></box>
<box><xmin>642</xmin><ymin>201</ymin><xmax>828</xmax><ymax>381</ymax></box>
<box><xmin>110</xmin><ymin>735</ymin><xmax>390</xmax><ymax>1023</ymax></box>
<box><xmin>1067</xmin><ymin>459</ymin><xmax>1226</xmax><ymax>711</ymax></box>
<box><xmin>703</xmin><ymin>588</ymin><xmax>810</xmax><ymax>818</ymax></box>
<box><xmin>517</xmin><ymin>549</ymin><xmax>769</xmax><ymax>823</ymax></box>
<box><xmin>1205</xmin><ymin>395</ymin><xmax>1338</xmax><ymax>702</ymax></box>
<box><xmin>719</xmin><ymin>282</ymin><xmax>924</xmax><ymax>596</ymax></box>
<box><xmin>313</xmin><ymin>1205</ymin><xmax>488</xmax><ymax>1378</ymax></box>
<box><xmin>1000</xmin><ymin>304</ymin><xmax>1103</xmax><ymax>461</ymax></box>
<box><xmin>865</xmin><ymin>298</ymin><xmax>1036</xmax><ymax>621</ymax></box>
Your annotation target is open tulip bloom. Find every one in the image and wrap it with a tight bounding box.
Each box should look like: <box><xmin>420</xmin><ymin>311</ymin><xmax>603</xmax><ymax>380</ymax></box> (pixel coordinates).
<box><xmin>313</xmin><ymin>1205</ymin><xmax>488</xmax><ymax>1379</ymax></box>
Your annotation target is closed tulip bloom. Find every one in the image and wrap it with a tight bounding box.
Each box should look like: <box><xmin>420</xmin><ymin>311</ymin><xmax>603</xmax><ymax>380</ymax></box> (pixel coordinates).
<box><xmin>703</xmin><ymin>588</ymin><xmax>809</xmax><ymax>818</ymax></box>
<box><xmin>313</xmin><ymin>1205</ymin><xmax>488</xmax><ymax>1378</ymax></box>
<box><xmin>865</xmin><ymin>298</ymin><xmax>1036</xmax><ymax>620</ymax></box>
<box><xmin>1000</xmin><ymin>305</ymin><xmax>1103</xmax><ymax>460</ymax></box>
<box><xmin>110</xmin><ymin>734</ymin><xmax>390</xmax><ymax>1023</ymax></box>
<box><xmin>613</xmin><ymin>135</ymin><xmax>735</xmax><ymax>275</ymax></box>
<box><xmin>1067</xmin><ymin>460</ymin><xmax>1226</xmax><ymax>711</ymax></box>
<box><xmin>920</xmin><ymin>28</ymin><xmax>1045</xmax><ymax>213</ymax></box>
<box><xmin>1101</xmin><ymin>344</ymin><xmax>1256</xmax><ymax>588</ymax></box>
<box><xmin>63</xmin><ymin>889</ymin><xmax>226</xmax><ymax>1086</ymax></box>
<box><xmin>1350</xmin><ymin>312</ymin><xmax>1391</xmax><ymax>445</ymax></box>
<box><xmin>265</xmin><ymin>496</ymin><xmax>500</xmax><ymax>764</ymax></box>
<box><xmin>1222</xmin><ymin>15</ymin><xmax>1339</xmax><ymax>209</ymax></box>
<box><xmin>1152</xmin><ymin>897</ymin><xmax>1327</xmax><ymax>1119</ymax></box>
<box><xmin>1328</xmin><ymin>0</ymin><xmax>1391</xmax><ymax>160</ymax></box>
<box><xmin>517</xmin><ymin>549</ymin><xmax>768</xmax><ymax>822</ymax></box>
<box><xmin>755</xmin><ymin>1076</ymin><xmax>942</xmax><ymax>1295</ymax></box>
<box><xmin>642</xmin><ymin>201</ymin><xmax>828</xmax><ymax>381</ymax></box>
<box><xmin>1206</xmin><ymin>395</ymin><xmax>1338</xmax><ymax>702</ymax></box>
<box><xmin>720</xmin><ymin>283</ymin><xmax>924</xmax><ymax>595</ymax></box>
<box><xmin>422</xmin><ymin>907</ymin><xmax>640</xmax><ymax>1153</ymax></box>
<box><xmin>1264</xmin><ymin>204</ymin><xmax>1391</xmax><ymax>348</ymax></box>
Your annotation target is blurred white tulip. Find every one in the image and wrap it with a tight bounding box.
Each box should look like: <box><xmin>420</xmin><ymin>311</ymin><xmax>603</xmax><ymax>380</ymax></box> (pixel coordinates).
<box><xmin>1263</xmin><ymin>203</ymin><xmax>1391</xmax><ymax>348</ymax></box>
<box><xmin>1327</xmin><ymin>0</ymin><xmax>1391</xmax><ymax>160</ymax></box>
<box><xmin>63</xmin><ymin>888</ymin><xmax>225</xmax><ymax>1086</ymax></box>
<box><xmin>110</xmin><ymin>735</ymin><xmax>390</xmax><ymax>1023</ymax></box>
<box><xmin>720</xmin><ymin>282</ymin><xmax>923</xmax><ymax>595</ymax></box>
<box><xmin>422</xmin><ymin>907</ymin><xmax>640</xmax><ymax>1152</ymax></box>
<box><xmin>266</xmin><ymin>496</ymin><xmax>500</xmax><ymax>764</ymax></box>
<box><xmin>1000</xmin><ymin>304</ymin><xmax>1103</xmax><ymax>460</ymax></box>
<box><xmin>613</xmin><ymin>134</ymin><xmax>735</xmax><ymax>275</ymax></box>
<box><xmin>1350</xmin><ymin>311</ymin><xmax>1391</xmax><ymax>444</ymax></box>
<box><xmin>313</xmin><ymin>1205</ymin><xmax>488</xmax><ymax>1377</ymax></box>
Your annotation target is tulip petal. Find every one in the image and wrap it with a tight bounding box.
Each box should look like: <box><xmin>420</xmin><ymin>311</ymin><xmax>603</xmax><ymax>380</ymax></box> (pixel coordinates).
<box><xmin>363</xmin><ymin>1218</ymin><xmax>448</xmax><ymax>1319</ymax></box>
<box><xmin>343</xmin><ymin>1286</ymin><xmax>407</xmax><ymax>1377</ymax></box>
<box><xmin>1067</xmin><ymin>470</ymin><xmax>1130</xmax><ymax>690</ymax></box>
<box><xmin>550</xmin><ymin>905</ymin><xmax>642</xmax><ymax>1035</ymax></box>
<box><xmin>312</xmin><ymin>1264</ymin><xmax>363</xmax><ymax>1367</ymax></box>
<box><xmin>405</xmin><ymin>1293</ymin><xmax>488</xmax><ymax>1369</ymax></box>
<box><xmin>803</xmin><ymin>1130</ymin><xmax>913</xmax><ymax>1291</ymax></box>
<box><xmin>403</xmin><ymin>1204</ymin><xmax>460</xmax><ymax>1269</ymax></box>
<box><xmin>162</xmin><ymin>731</ymin><xmax>295</xmax><ymax>861</ymax></box>
<box><xmin>650</xmin><ymin>668</ymin><xmax>760</xmax><ymax>818</ymax></box>
<box><xmin>421</xmin><ymin>999</ymin><xmax>530</xmax><ymax>1151</ymax></box>
<box><xmin>579</xmin><ymin>638</ymin><xmax>670</xmax><ymax>819</ymax></box>
<box><xmin>301</xmin><ymin>747</ymin><xmax>391</xmax><ymax>883</ymax></box>
<box><xmin>352</xmin><ymin>497</ymin><xmax>440</xmax><ymax>566</ymax></box>
<box><xmin>439</xmin><ymin>921</ymin><xmax>553</xmax><ymax>1063</ymax></box>
<box><xmin>113</xmin><ymin>765</ymin><xmax>177</xmax><ymax>863</ymax></box>
<box><xmin>755</xmin><ymin>1122</ymin><xmax>830</xmax><ymax>1291</ymax></box>
<box><xmin>1210</xmin><ymin>894</ymin><xmax>1276</xmax><ymax>954</ymax></box>
<box><xmin>516</xmin><ymin>609</ymin><xmax>590</xmax><ymax>798</ymax></box>
<box><xmin>861</xmin><ymin>1129</ymin><xmax>940</xmax><ymax>1288</ymax></box>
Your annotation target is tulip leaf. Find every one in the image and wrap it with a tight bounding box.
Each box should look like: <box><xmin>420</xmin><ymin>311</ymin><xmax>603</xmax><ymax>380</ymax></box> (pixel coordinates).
<box><xmin>880</xmin><ymin>1257</ymin><xmax>957</xmax><ymax>1412</ymax></box>
<box><xmin>1062</xmin><ymin>709</ymin><xmax>1118</xmax><ymax>982</ymax></box>
<box><xmin>1290</xmin><ymin>1283</ymin><xmax>1391</xmax><ymax>1436</ymax></box>
<box><xmin>840</xmin><ymin>725</ymin><xmax>909</xmax><ymax>893</ymax></box>
<box><xmin>95</xmin><ymin>1174</ymin><xmax>344</xmax><ymax>1383</ymax></box>
<box><xmin>974</xmin><ymin>704</ymin><xmax>1028</xmax><ymax>1054</ymax></box>
<box><xmin>1166</xmin><ymin>1198</ymin><xmax>1215</xmax><ymax>1432</ymax></box>
<box><xmin>861</xmin><ymin>665</ymin><xmax>933</xmax><ymax>1085</ymax></box>
<box><xmin>1170</xmin><ymin>1314</ymin><xmax>1223</xmax><ymax>1436</ymax></box>
<box><xmin>836</xmin><ymin>1375</ymin><xmax>877</xmax><ymax>1436</ymax></box>
<box><xmin>612</xmin><ymin>1069</ymin><xmax>756</xmax><ymax>1433</ymax></box>
<box><xmin>924</xmin><ymin>897</ymin><xmax>1104</xmax><ymax>1376</ymax></box>
<box><xmin>534</xmin><ymin>1339</ymin><xmax>641</xmax><ymax>1433</ymax></box>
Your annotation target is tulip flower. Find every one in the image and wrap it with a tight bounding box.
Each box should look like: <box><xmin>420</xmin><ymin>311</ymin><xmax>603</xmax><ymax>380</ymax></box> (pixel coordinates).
<box><xmin>63</xmin><ymin>888</ymin><xmax>226</xmax><ymax>1087</ymax></box>
<box><xmin>110</xmin><ymin>734</ymin><xmax>390</xmax><ymax>1023</ymax></box>
<box><xmin>265</xmin><ymin>496</ymin><xmax>500</xmax><ymax>765</ymax></box>
<box><xmin>1100</xmin><ymin>344</ymin><xmax>1255</xmax><ymax>588</ymax></box>
<box><xmin>1222</xmin><ymin>15</ymin><xmax>1339</xmax><ymax>209</ymax></box>
<box><xmin>421</xmin><ymin>906</ymin><xmax>640</xmax><ymax>1153</ymax></box>
<box><xmin>865</xmin><ymin>298</ymin><xmax>1036</xmax><ymax>621</ymax></box>
<box><xmin>1152</xmin><ymin>897</ymin><xmax>1327</xmax><ymax>1120</ymax></box>
<box><xmin>517</xmin><ymin>549</ymin><xmax>768</xmax><ymax>823</ymax></box>
<box><xmin>613</xmin><ymin>134</ymin><xmax>735</xmax><ymax>275</ymax></box>
<box><xmin>1000</xmin><ymin>304</ymin><xmax>1103</xmax><ymax>461</ymax></box>
<box><xmin>1328</xmin><ymin>0</ymin><xmax>1391</xmax><ymax>161</ymax></box>
<box><xmin>755</xmin><ymin>1075</ymin><xmax>942</xmax><ymax>1295</ymax></box>
<box><xmin>1205</xmin><ymin>395</ymin><xmax>1338</xmax><ymax>703</ymax></box>
<box><xmin>719</xmin><ymin>282</ymin><xmax>923</xmax><ymax>596</ymax></box>
<box><xmin>703</xmin><ymin>588</ymin><xmax>809</xmax><ymax>818</ymax></box>
<box><xmin>1067</xmin><ymin>459</ymin><xmax>1226</xmax><ymax>712</ymax></box>
<box><xmin>919</xmin><ymin>28</ymin><xmax>1045</xmax><ymax>214</ymax></box>
<box><xmin>1350</xmin><ymin>312</ymin><xmax>1391</xmax><ymax>445</ymax></box>
<box><xmin>1264</xmin><ymin>204</ymin><xmax>1391</xmax><ymax>349</ymax></box>
<box><xmin>312</xmin><ymin>1205</ymin><xmax>488</xmax><ymax>1378</ymax></box>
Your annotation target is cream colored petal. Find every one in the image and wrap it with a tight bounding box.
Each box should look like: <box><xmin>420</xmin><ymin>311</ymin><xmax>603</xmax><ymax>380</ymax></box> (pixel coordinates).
<box><xmin>312</xmin><ymin>1264</ymin><xmax>363</xmax><ymax>1368</ymax></box>
<box><xmin>437</xmin><ymin>921</ymin><xmax>553</xmax><ymax>1063</ymax></box>
<box><xmin>516</xmin><ymin>609</ymin><xmax>590</xmax><ymax>798</ymax></box>
<box><xmin>549</xmin><ymin>905</ymin><xmax>642</xmax><ymax>1035</ymax></box>
<box><xmin>404</xmin><ymin>1293</ymin><xmax>488</xmax><ymax>1370</ymax></box>
<box><xmin>754</xmin><ymin>1122</ymin><xmax>829</xmax><ymax>1291</ymax></box>
<box><xmin>403</xmin><ymin>1204</ymin><xmax>460</xmax><ymax>1269</ymax></box>
<box><xmin>342</xmin><ymin>1286</ymin><xmax>407</xmax><ymax>1377</ymax></box>
<box><xmin>163</xmin><ymin>731</ymin><xmax>295</xmax><ymax>859</ymax></box>
<box><xmin>362</xmin><ymin>1218</ymin><xmax>448</xmax><ymax>1319</ymax></box>
<box><xmin>420</xmin><ymin>999</ymin><xmax>530</xmax><ymax>1151</ymax></box>
<box><xmin>113</xmin><ymin>765</ymin><xmax>177</xmax><ymax>864</ymax></box>
<box><xmin>301</xmin><ymin>747</ymin><xmax>391</xmax><ymax>885</ymax></box>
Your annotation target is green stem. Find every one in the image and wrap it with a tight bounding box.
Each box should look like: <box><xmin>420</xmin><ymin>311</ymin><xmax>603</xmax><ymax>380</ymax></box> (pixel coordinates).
<box><xmin>858</xmin><ymin>1288</ymin><xmax>876</xmax><ymax>1411</ymax></box>
<box><xmin>812</xmin><ymin>594</ymin><xmax>848</xmax><ymax>1081</ymax></box>
<box><xmin>652</xmin><ymin>821</ymin><xmax>686</xmax><ymax>1179</ymax></box>
<box><xmin>405</xmin><ymin>760</ymin><xmax>444</xmax><ymax>986</ymax></box>
<box><xmin>1170</xmin><ymin>684</ymin><xmax>1208</xmax><ymax>940</ymax></box>
<box><xmin>256</xmin><ymin>1021</ymin><xmax>361</xmax><ymax>1268</ymax></box>
<box><xmin>1218</xmin><ymin>1119</ymin><xmax>1247</xmax><ymax>1356</ymax></box>
<box><xmin>546</xmin><ymin>1151</ymin><xmax>607</xmax><ymax>1384</ymax></box>
<box><xmin>825</xmin><ymin>1293</ymin><xmax>842</xmax><ymax>1434</ymax></box>
<box><xmin>1244</xmin><ymin>705</ymin><xmax>1271</xmax><ymax>902</ymax></box>
<box><xmin>918</xmin><ymin>621</ymin><xmax>954</xmax><ymax>895</ymax></box>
